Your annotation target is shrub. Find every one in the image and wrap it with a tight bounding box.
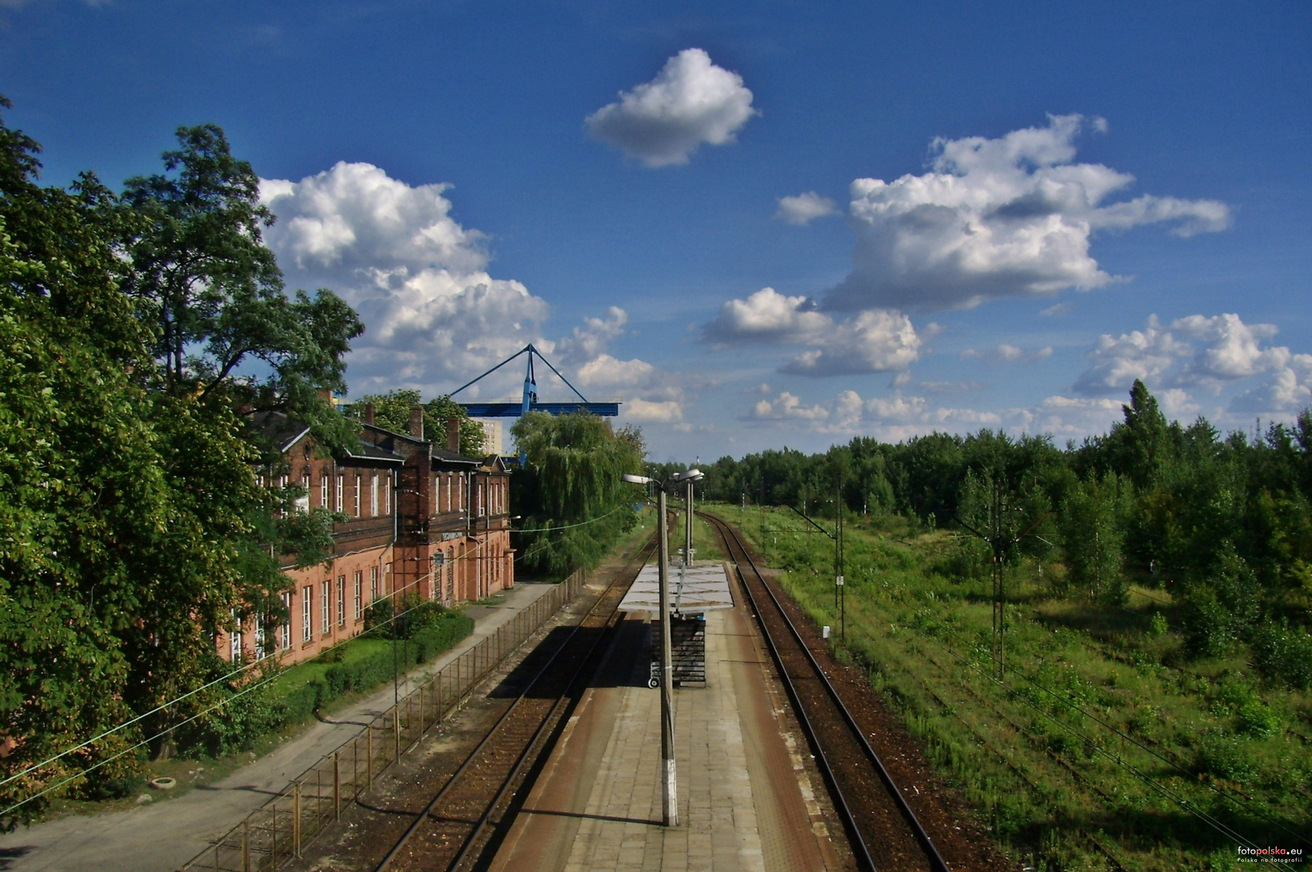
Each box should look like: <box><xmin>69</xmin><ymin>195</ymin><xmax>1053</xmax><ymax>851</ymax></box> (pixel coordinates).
<box><xmin>1251</xmin><ymin>620</ymin><xmax>1312</xmax><ymax>689</ymax></box>
<box><xmin>1196</xmin><ymin>734</ymin><xmax>1258</xmax><ymax>784</ymax></box>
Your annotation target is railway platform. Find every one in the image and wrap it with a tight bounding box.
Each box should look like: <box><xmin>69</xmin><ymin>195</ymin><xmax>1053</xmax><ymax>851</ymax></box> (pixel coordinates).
<box><xmin>487</xmin><ymin>591</ymin><xmax>851</xmax><ymax>872</ymax></box>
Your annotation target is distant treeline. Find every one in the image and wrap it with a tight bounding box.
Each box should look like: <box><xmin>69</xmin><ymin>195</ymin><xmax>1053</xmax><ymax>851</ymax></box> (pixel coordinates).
<box><xmin>690</xmin><ymin>380</ymin><xmax>1312</xmax><ymax>686</ymax></box>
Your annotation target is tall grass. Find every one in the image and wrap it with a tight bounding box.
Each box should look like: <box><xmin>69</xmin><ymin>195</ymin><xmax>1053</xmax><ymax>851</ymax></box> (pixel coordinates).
<box><xmin>712</xmin><ymin>503</ymin><xmax>1312</xmax><ymax>871</ymax></box>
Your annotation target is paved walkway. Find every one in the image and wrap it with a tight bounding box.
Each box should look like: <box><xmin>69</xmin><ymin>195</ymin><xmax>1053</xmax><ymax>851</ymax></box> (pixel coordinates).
<box><xmin>0</xmin><ymin>582</ymin><xmax>559</xmax><ymax>872</ymax></box>
<box><xmin>488</xmin><ymin>600</ymin><xmax>847</xmax><ymax>871</ymax></box>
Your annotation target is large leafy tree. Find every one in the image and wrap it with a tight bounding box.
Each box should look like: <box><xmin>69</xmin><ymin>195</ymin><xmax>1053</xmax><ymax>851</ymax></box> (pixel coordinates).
<box><xmin>0</xmin><ymin>107</ymin><xmax>366</xmax><ymax>824</ymax></box>
<box><xmin>0</xmin><ymin>101</ymin><xmax>185</xmax><ymax>821</ymax></box>
<box><xmin>119</xmin><ymin>124</ymin><xmax>362</xmax><ymax>452</ymax></box>
<box><xmin>511</xmin><ymin>412</ymin><xmax>645</xmax><ymax>576</ymax></box>
<box><xmin>348</xmin><ymin>388</ymin><xmax>487</xmax><ymax>455</ymax></box>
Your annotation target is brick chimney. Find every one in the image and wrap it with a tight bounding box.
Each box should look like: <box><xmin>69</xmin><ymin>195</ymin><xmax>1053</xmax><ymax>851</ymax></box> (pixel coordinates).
<box><xmin>363</xmin><ymin>403</ymin><xmax>375</xmax><ymax>426</ymax></box>
<box><xmin>409</xmin><ymin>407</ymin><xmax>424</xmax><ymax>440</ymax></box>
<box><xmin>446</xmin><ymin>418</ymin><xmax>461</xmax><ymax>453</ymax></box>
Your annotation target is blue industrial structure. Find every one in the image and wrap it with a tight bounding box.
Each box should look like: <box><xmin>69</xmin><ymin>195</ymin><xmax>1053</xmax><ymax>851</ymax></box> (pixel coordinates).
<box><xmin>450</xmin><ymin>344</ymin><xmax>619</xmax><ymax>419</ymax></box>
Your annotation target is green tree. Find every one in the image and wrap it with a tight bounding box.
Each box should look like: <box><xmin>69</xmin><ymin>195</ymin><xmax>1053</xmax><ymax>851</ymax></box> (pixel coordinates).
<box><xmin>119</xmin><ymin>124</ymin><xmax>361</xmax><ymax>451</ymax></box>
<box><xmin>0</xmin><ymin>102</ymin><xmax>179</xmax><ymax>821</ymax></box>
<box><xmin>0</xmin><ymin>108</ymin><xmax>366</xmax><ymax>823</ymax></box>
<box><xmin>348</xmin><ymin>388</ymin><xmax>486</xmax><ymax>455</ymax></box>
<box><xmin>1059</xmin><ymin>474</ymin><xmax>1128</xmax><ymax>605</ymax></box>
<box><xmin>511</xmin><ymin>412</ymin><xmax>645</xmax><ymax>576</ymax></box>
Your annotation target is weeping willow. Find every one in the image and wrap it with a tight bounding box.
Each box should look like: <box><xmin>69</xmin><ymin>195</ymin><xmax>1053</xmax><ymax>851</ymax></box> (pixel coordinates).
<box><xmin>511</xmin><ymin>412</ymin><xmax>646</xmax><ymax>576</ymax></box>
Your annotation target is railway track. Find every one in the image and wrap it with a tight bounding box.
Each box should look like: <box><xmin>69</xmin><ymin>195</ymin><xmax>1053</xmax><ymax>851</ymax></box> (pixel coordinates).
<box><xmin>703</xmin><ymin>510</ymin><xmax>952</xmax><ymax>872</ymax></box>
<box><xmin>373</xmin><ymin>533</ymin><xmax>657</xmax><ymax>872</ymax></box>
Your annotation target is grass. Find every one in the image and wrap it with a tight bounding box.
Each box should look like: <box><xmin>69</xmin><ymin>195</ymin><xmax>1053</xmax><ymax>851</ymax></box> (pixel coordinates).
<box><xmin>709</xmin><ymin>502</ymin><xmax>1312</xmax><ymax>872</ymax></box>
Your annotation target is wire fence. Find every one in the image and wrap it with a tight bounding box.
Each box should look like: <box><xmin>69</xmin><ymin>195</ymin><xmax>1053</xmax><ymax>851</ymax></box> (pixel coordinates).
<box><xmin>180</xmin><ymin>570</ymin><xmax>585</xmax><ymax>872</ymax></box>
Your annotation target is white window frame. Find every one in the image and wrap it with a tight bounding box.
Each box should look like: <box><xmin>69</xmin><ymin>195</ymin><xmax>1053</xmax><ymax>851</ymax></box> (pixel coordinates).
<box><xmin>335</xmin><ymin>473</ymin><xmax>343</xmax><ymax>513</ymax></box>
<box><xmin>302</xmin><ymin>586</ymin><xmax>313</xmax><ymax>642</ymax></box>
<box><xmin>254</xmin><ymin>615</ymin><xmax>267</xmax><ymax>661</ymax></box>
<box><xmin>353</xmin><ymin>571</ymin><xmax>363</xmax><ymax>620</ymax></box>
<box><xmin>280</xmin><ymin>592</ymin><xmax>292</xmax><ymax>650</ymax></box>
<box><xmin>337</xmin><ymin>575</ymin><xmax>346</xmax><ymax>626</ymax></box>
<box><xmin>321</xmin><ymin>580</ymin><xmax>331</xmax><ymax>634</ymax></box>
<box><xmin>229</xmin><ymin>610</ymin><xmax>242</xmax><ymax>662</ymax></box>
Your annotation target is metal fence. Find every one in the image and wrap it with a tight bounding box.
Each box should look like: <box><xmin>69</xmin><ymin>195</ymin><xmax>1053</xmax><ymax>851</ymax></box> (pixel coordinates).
<box><xmin>181</xmin><ymin>571</ymin><xmax>585</xmax><ymax>872</ymax></box>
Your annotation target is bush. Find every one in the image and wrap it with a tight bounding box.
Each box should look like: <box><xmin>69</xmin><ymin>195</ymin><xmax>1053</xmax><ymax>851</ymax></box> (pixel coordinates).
<box><xmin>1196</xmin><ymin>734</ymin><xmax>1258</xmax><ymax>784</ymax></box>
<box><xmin>174</xmin><ymin>610</ymin><xmax>474</xmax><ymax>759</ymax></box>
<box><xmin>1251</xmin><ymin>620</ymin><xmax>1312</xmax><ymax>689</ymax></box>
<box><xmin>365</xmin><ymin>594</ymin><xmax>455</xmax><ymax>639</ymax></box>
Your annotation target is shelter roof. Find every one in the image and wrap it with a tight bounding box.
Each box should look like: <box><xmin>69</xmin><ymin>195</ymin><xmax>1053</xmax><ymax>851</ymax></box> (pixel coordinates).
<box><xmin>619</xmin><ymin>562</ymin><xmax>735</xmax><ymax>615</ymax></box>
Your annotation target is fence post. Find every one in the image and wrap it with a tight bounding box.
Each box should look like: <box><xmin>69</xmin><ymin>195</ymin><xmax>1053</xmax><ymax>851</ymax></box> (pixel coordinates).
<box><xmin>271</xmin><ymin>799</ymin><xmax>278</xmax><ymax>867</ymax></box>
<box><xmin>333</xmin><ymin>751</ymin><xmax>341</xmax><ymax>820</ymax></box>
<box><xmin>367</xmin><ymin>723</ymin><xmax>373</xmax><ymax>784</ymax></box>
<box><xmin>242</xmin><ymin>820</ymin><xmax>250</xmax><ymax>872</ymax></box>
<box><xmin>393</xmin><ymin>708</ymin><xmax>400</xmax><ymax>762</ymax></box>
<box><xmin>293</xmin><ymin>781</ymin><xmax>302</xmax><ymax>857</ymax></box>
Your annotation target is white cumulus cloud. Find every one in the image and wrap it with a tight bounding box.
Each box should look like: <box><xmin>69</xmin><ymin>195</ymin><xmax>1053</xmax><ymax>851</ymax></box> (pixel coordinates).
<box><xmin>1071</xmin><ymin>312</ymin><xmax>1312</xmax><ymax>415</ymax></box>
<box><xmin>703</xmin><ymin>287</ymin><xmax>920</xmax><ymax>377</ymax></box>
<box><xmin>586</xmin><ymin>48</ymin><xmax>757</xmax><ymax>168</ymax></box>
<box><xmin>776</xmin><ymin>191</ymin><xmax>838</xmax><ymax>225</ymax></box>
<box><xmin>261</xmin><ymin>162</ymin><xmax>550</xmax><ymax>393</ymax></box>
<box><xmin>780</xmin><ymin>309</ymin><xmax>921</xmax><ymax>377</ymax></box>
<box><xmin>702</xmin><ymin>287</ymin><xmax>829</xmax><ymax>345</ymax></box>
<box><xmin>825</xmin><ymin>114</ymin><xmax>1231</xmax><ymax>311</ymax></box>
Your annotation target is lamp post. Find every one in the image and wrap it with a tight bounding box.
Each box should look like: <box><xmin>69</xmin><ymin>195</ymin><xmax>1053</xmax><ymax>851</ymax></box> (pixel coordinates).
<box><xmin>622</xmin><ymin>468</ymin><xmax>702</xmax><ymax>828</ymax></box>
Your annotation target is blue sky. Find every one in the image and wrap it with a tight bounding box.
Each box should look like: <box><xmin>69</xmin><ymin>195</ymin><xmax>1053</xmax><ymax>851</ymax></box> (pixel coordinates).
<box><xmin>4</xmin><ymin>1</ymin><xmax>1310</xmax><ymax>462</ymax></box>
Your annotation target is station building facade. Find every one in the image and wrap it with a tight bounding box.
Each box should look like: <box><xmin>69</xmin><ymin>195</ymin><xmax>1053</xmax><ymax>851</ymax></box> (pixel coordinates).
<box><xmin>219</xmin><ymin>406</ymin><xmax>514</xmax><ymax>666</ymax></box>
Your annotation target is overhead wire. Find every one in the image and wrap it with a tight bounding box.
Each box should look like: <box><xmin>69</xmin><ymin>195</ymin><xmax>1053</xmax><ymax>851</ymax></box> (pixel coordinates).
<box><xmin>0</xmin><ymin>546</ymin><xmax>476</xmax><ymax>817</ymax></box>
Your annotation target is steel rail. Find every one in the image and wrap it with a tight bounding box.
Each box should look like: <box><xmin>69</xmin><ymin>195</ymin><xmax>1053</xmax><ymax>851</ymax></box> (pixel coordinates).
<box><xmin>704</xmin><ymin>510</ymin><xmax>952</xmax><ymax>872</ymax></box>
<box><xmin>375</xmin><ymin>532</ymin><xmax>657</xmax><ymax>872</ymax></box>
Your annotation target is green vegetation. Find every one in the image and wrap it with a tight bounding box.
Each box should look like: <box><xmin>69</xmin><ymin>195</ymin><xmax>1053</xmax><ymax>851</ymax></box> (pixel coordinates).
<box><xmin>0</xmin><ymin>102</ymin><xmax>364</xmax><ymax>825</ymax></box>
<box><xmin>346</xmin><ymin>388</ymin><xmax>486</xmax><ymax>455</ymax></box>
<box><xmin>700</xmin><ymin>382</ymin><xmax>1312</xmax><ymax>867</ymax></box>
<box><xmin>510</xmin><ymin>411</ymin><xmax>646</xmax><ymax>577</ymax></box>
<box><xmin>712</xmin><ymin>500</ymin><xmax>1312</xmax><ymax>870</ymax></box>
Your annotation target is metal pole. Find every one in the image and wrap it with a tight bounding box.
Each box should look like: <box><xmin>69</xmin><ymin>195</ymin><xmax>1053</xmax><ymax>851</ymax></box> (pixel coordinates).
<box><xmin>685</xmin><ymin>478</ymin><xmax>694</xmax><ymax>565</ymax></box>
<box><xmin>657</xmin><ymin>487</ymin><xmax>678</xmax><ymax>827</ymax></box>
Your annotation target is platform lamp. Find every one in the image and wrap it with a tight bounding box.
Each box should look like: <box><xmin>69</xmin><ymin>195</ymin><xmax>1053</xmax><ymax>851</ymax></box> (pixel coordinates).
<box><xmin>622</xmin><ymin>468</ymin><xmax>702</xmax><ymax>828</ymax></box>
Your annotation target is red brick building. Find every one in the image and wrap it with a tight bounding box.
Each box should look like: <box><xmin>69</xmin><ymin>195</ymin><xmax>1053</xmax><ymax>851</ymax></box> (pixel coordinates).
<box><xmin>219</xmin><ymin>408</ymin><xmax>514</xmax><ymax>666</ymax></box>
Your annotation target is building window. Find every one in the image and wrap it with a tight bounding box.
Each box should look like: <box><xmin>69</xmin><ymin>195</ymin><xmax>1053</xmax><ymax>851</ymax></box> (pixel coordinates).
<box><xmin>370</xmin><ymin>566</ymin><xmax>379</xmax><ymax>603</ymax></box>
<box><xmin>370</xmin><ymin>473</ymin><xmax>379</xmax><ymax>517</ymax></box>
<box><xmin>229</xmin><ymin>610</ymin><xmax>242</xmax><ymax>662</ymax></box>
<box><xmin>447</xmin><ymin>548</ymin><xmax>455</xmax><ymax>601</ymax></box>
<box><xmin>335</xmin><ymin>575</ymin><xmax>345</xmax><ymax>626</ymax></box>
<box><xmin>353</xmin><ymin>571</ymin><xmax>363</xmax><ymax>620</ymax></box>
<box><xmin>302</xmin><ymin>587</ymin><xmax>312</xmax><ymax>642</ymax></box>
<box><xmin>320</xmin><ymin>473</ymin><xmax>328</xmax><ymax>508</ymax></box>
<box><xmin>280</xmin><ymin>592</ymin><xmax>292</xmax><ymax>650</ymax></box>
<box><xmin>254</xmin><ymin>615</ymin><xmax>267</xmax><ymax>661</ymax></box>
<box><xmin>335</xmin><ymin>473</ymin><xmax>343</xmax><ymax>513</ymax></box>
<box><xmin>353</xmin><ymin>474</ymin><xmax>361</xmax><ymax>517</ymax></box>
<box><xmin>321</xmin><ymin>579</ymin><xmax>331</xmax><ymax>635</ymax></box>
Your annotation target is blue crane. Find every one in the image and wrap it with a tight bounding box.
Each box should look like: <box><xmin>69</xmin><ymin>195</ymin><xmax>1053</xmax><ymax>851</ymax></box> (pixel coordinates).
<box><xmin>449</xmin><ymin>344</ymin><xmax>619</xmax><ymax>419</ymax></box>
